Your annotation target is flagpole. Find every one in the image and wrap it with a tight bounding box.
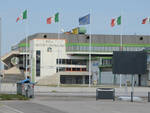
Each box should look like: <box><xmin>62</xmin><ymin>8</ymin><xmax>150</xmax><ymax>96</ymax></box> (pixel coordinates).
<box><xmin>120</xmin><ymin>14</ymin><xmax>123</xmax><ymax>51</ymax></box>
<box><xmin>0</xmin><ymin>18</ymin><xmax>1</xmax><ymax>73</ymax></box>
<box><xmin>120</xmin><ymin>12</ymin><xmax>123</xmax><ymax>88</ymax></box>
<box><xmin>57</xmin><ymin>13</ymin><xmax>60</xmax><ymax>87</ymax></box>
<box><xmin>0</xmin><ymin>18</ymin><xmax>2</xmax><ymax>92</ymax></box>
<box><xmin>89</xmin><ymin>9</ymin><xmax>92</xmax><ymax>87</ymax></box>
<box><xmin>25</xmin><ymin>20</ymin><xmax>28</xmax><ymax>79</ymax></box>
<box><xmin>25</xmin><ymin>10</ymin><xmax>29</xmax><ymax>80</ymax></box>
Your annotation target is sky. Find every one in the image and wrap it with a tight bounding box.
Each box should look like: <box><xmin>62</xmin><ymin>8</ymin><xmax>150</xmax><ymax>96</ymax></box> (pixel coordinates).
<box><xmin>0</xmin><ymin>0</ymin><xmax>150</xmax><ymax>55</ymax></box>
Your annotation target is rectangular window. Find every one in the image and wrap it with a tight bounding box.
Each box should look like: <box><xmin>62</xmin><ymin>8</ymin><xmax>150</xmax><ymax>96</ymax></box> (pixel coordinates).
<box><xmin>102</xmin><ymin>59</ymin><xmax>112</xmax><ymax>66</ymax></box>
<box><xmin>72</xmin><ymin>68</ymin><xmax>77</xmax><ymax>71</ymax></box>
<box><xmin>56</xmin><ymin>68</ymin><xmax>59</xmax><ymax>73</ymax></box>
<box><xmin>56</xmin><ymin>67</ymin><xmax>65</xmax><ymax>72</ymax></box>
<box><xmin>76</xmin><ymin>68</ymin><xmax>80</xmax><ymax>71</ymax></box>
<box><xmin>82</xmin><ymin>68</ymin><xmax>86</xmax><ymax>71</ymax></box>
<box><xmin>66</xmin><ymin>59</ymin><xmax>71</xmax><ymax>64</ymax></box>
<box><xmin>62</xmin><ymin>59</ymin><xmax>65</xmax><ymax>64</ymax></box>
<box><xmin>56</xmin><ymin>59</ymin><xmax>59</xmax><ymax>64</ymax></box>
<box><xmin>66</xmin><ymin>68</ymin><xmax>71</xmax><ymax>71</ymax></box>
<box><xmin>36</xmin><ymin>50</ymin><xmax>41</xmax><ymax>77</ymax></box>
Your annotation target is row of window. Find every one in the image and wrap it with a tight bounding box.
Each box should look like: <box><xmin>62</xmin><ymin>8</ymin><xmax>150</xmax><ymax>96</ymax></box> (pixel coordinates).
<box><xmin>102</xmin><ymin>59</ymin><xmax>112</xmax><ymax>66</ymax></box>
<box><xmin>56</xmin><ymin>59</ymin><xmax>87</xmax><ymax>65</ymax></box>
<box><xmin>56</xmin><ymin>67</ymin><xmax>86</xmax><ymax>72</ymax></box>
<box><xmin>60</xmin><ymin>75</ymin><xmax>89</xmax><ymax>84</ymax></box>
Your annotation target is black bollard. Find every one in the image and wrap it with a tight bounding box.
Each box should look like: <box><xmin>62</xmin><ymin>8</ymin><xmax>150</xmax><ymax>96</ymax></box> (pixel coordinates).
<box><xmin>131</xmin><ymin>91</ymin><xmax>133</xmax><ymax>102</ymax></box>
<box><xmin>113</xmin><ymin>89</ymin><xmax>115</xmax><ymax>101</ymax></box>
<box><xmin>148</xmin><ymin>92</ymin><xmax>150</xmax><ymax>102</ymax></box>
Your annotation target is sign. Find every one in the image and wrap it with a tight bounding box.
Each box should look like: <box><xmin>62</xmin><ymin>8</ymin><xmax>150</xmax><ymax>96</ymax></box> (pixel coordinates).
<box><xmin>11</xmin><ymin>57</ymin><xmax>19</xmax><ymax>65</ymax></box>
<box><xmin>35</xmin><ymin>40</ymin><xmax>65</xmax><ymax>47</ymax></box>
<box><xmin>112</xmin><ymin>51</ymin><xmax>147</xmax><ymax>74</ymax></box>
<box><xmin>91</xmin><ymin>61</ymin><xmax>99</xmax><ymax>84</ymax></box>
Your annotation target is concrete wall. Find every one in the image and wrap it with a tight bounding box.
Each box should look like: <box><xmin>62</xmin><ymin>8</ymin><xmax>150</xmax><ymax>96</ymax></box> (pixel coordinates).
<box><xmin>30</xmin><ymin>39</ymin><xmax>67</xmax><ymax>82</ymax></box>
<box><xmin>30</xmin><ymin>39</ymin><xmax>88</xmax><ymax>83</ymax></box>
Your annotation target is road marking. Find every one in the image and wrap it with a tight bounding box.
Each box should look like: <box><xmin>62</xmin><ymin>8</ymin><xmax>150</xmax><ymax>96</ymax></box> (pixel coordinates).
<box><xmin>1</xmin><ymin>105</ymin><xmax>24</xmax><ymax>113</ymax></box>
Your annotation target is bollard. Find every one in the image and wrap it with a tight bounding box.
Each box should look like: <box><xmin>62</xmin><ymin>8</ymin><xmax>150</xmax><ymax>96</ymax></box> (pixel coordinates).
<box><xmin>148</xmin><ymin>92</ymin><xmax>150</xmax><ymax>102</ymax></box>
<box><xmin>131</xmin><ymin>91</ymin><xmax>133</xmax><ymax>102</ymax></box>
<box><xmin>113</xmin><ymin>89</ymin><xmax>115</xmax><ymax>101</ymax></box>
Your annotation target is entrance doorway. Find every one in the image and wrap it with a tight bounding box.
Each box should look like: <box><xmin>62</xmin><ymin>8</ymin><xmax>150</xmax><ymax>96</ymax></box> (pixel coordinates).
<box><xmin>60</xmin><ymin>75</ymin><xmax>89</xmax><ymax>84</ymax></box>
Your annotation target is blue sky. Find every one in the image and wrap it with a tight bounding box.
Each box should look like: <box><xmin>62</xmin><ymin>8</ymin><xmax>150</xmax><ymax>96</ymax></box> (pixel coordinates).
<box><xmin>0</xmin><ymin>0</ymin><xmax>150</xmax><ymax>54</ymax></box>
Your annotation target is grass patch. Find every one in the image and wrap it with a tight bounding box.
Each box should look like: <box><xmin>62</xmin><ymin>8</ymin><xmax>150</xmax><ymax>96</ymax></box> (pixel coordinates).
<box><xmin>51</xmin><ymin>90</ymin><xmax>57</xmax><ymax>93</ymax></box>
<box><xmin>0</xmin><ymin>94</ymin><xmax>29</xmax><ymax>100</ymax></box>
<box><xmin>60</xmin><ymin>84</ymin><xmax>91</xmax><ymax>87</ymax></box>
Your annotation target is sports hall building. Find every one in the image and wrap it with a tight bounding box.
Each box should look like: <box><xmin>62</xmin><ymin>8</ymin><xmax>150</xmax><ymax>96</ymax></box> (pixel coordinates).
<box><xmin>1</xmin><ymin>33</ymin><xmax>150</xmax><ymax>86</ymax></box>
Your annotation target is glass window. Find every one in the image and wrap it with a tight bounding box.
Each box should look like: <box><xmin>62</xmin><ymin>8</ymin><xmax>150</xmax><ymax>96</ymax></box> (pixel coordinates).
<box><xmin>76</xmin><ymin>68</ymin><xmax>80</xmax><ymax>71</ymax></box>
<box><xmin>82</xmin><ymin>68</ymin><xmax>86</xmax><ymax>71</ymax></box>
<box><xmin>36</xmin><ymin>50</ymin><xmax>41</xmax><ymax>77</ymax></box>
<box><xmin>47</xmin><ymin>47</ymin><xmax>52</xmax><ymax>52</ymax></box>
<box><xmin>72</xmin><ymin>68</ymin><xmax>76</xmax><ymax>71</ymax></box>
<box><xmin>66</xmin><ymin>68</ymin><xmax>71</xmax><ymax>71</ymax></box>
<box><xmin>66</xmin><ymin>59</ymin><xmax>71</xmax><ymax>64</ymax></box>
<box><xmin>56</xmin><ymin>59</ymin><xmax>86</xmax><ymax>65</ymax></box>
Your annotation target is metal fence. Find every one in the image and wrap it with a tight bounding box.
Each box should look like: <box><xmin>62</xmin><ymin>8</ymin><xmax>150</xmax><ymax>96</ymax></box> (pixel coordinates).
<box><xmin>66</xmin><ymin>46</ymin><xmax>144</xmax><ymax>52</ymax></box>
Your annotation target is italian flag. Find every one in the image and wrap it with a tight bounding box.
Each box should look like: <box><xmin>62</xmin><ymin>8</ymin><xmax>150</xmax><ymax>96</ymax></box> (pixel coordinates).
<box><xmin>142</xmin><ymin>17</ymin><xmax>150</xmax><ymax>24</ymax></box>
<box><xmin>16</xmin><ymin>10</ymin><xmax>27</xmax><ymax>22</ymax></box>
<box><xmin>47</xmin><ymin>12</ymin><xmax>59</xmax><ymax>24</ymax></box>
<box><xmin>111</xmin><ymin>16</ymin><xmax>121</xmax><ymax>27</ymax></box>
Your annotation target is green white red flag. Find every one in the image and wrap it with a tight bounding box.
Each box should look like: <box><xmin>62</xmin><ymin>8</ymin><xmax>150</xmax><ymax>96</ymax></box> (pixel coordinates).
<box><xmin>111</xmin><ymin>16</ymin><xmax>121</xmax><ymax>27</ymax></box>
<box><xmin>142</xmin><ymin>17</ymin><xmax>150</xmax><ymax>24</ymax></box>
<box><xmin>47</xmin><ymin>12</ymin><xmax>59</xmax><ymax>24</ymax></box>
<box><xmin>16</xmin><ymin>10</ymin><xmax>27</xmax><ymax>22</ymax></box>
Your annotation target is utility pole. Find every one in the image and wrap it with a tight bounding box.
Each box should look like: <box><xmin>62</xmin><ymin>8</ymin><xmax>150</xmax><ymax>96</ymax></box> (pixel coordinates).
<box><xmin>0</xmin><ymin>18</ymin><xmax>2</xmax><ymax>92</ymax></box>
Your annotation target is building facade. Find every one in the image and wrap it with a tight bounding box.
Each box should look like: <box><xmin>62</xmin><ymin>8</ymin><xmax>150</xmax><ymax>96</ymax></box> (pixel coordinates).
<box><xmin>1</xmin><ymin>33</ymin><xmax>150</xmax><ymax>86</ymax></box>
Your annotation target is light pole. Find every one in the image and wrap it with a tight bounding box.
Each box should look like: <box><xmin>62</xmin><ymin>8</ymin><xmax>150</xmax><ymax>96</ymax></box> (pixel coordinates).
<box><xmin>0</xmin><ymin>17</ymin><xmax>2</xmax><ymax>92</ymax></box>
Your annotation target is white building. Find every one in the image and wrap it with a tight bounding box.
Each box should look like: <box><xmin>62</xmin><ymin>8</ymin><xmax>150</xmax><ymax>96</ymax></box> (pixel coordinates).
<box><xmin>30</xmin><ymin>38</ymin><xmax>89</xmax><ymax>85</ymax></box>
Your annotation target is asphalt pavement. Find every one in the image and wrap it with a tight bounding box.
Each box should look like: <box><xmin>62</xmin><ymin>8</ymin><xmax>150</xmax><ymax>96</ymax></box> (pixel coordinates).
<box><xmin>0</xmin><ymin>101</ymin><xmax>66</xmax><ymax>113</ymax></box>
<box><xmin>1</xmin><ymin>83</ymin><xmax>150</xmax><ymax>97</ymax></box>
<box><xmin>1</xmin><ymin>97</ymin><xmax>150</xmax><ymax>113</ymax></box>
<box><xmin>0</xmin><ymin>85</ymin><xmax>150</xmax><ymax>113</ymax></box>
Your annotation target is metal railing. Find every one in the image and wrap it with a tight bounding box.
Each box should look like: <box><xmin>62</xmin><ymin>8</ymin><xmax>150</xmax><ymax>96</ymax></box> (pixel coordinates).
<box><xmin>66</xmin><ymin>46</ymin><xmax>144</xmax><ymax>52</ymax></box>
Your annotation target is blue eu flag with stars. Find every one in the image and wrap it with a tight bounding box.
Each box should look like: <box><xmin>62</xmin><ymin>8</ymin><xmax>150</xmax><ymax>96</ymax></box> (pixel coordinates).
<box><xmin>79</xmin><ymin>14</ymin><xmax>90</xmax><ymax>25</ymax></box>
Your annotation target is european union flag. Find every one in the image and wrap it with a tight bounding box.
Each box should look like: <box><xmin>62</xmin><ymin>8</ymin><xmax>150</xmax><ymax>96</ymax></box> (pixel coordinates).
<box><xmin>79</xmin><ymin>14</ymin><xmax>90</xmax><ymax>25</ymax></box>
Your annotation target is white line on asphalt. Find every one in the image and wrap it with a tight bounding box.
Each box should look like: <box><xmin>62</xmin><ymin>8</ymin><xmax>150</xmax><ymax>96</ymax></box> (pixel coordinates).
<box><xmin>2</xmin><ymin>105</ymin><xmax>24</xmax><ymax>113</ymax></box>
